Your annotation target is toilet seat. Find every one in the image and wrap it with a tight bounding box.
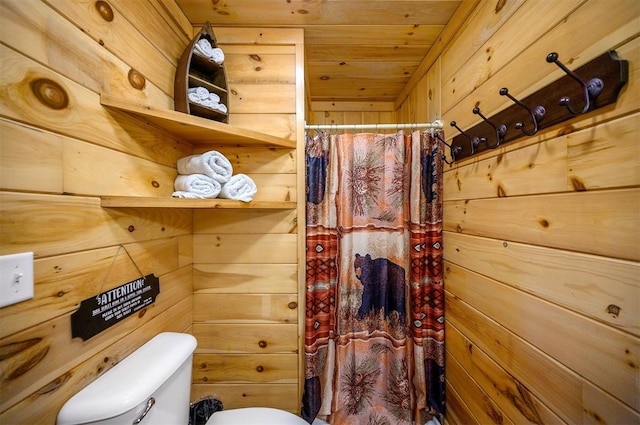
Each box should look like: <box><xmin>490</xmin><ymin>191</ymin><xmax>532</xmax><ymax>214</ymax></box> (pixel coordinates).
<box><xmin>205</xmin><ymin>407</ymin><xmax>308</xmax><ymax>425</ymax></box>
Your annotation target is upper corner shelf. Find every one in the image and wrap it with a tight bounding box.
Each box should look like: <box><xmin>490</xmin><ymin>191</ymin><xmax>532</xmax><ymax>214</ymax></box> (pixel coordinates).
<box><xmin>175</xmin><ymin>22</ymin><xmax>229</xmax><ymax>123</ymax></box>
<box><xmin>100</xmin><ymin>94</ymin><xmax>296</xmax><ymax>149</ymax></box>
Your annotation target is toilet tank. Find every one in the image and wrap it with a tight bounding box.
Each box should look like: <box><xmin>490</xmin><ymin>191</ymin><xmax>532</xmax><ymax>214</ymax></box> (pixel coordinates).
<box><xmin>57</xmin><ymin>332</ymin><xmax>197</xmax><ymax>425</ymax></box>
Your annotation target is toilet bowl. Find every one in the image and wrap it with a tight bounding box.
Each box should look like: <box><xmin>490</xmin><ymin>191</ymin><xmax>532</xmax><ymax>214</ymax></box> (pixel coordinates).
<box><xmin>207</xmin><ymin>407</ymin><xmax>307</xmax><ymax>424</ymax></box>
<box><xmin>56</xmin><ymin>333</ymin><xmax>307</xmax><ymax>425</ymax></box>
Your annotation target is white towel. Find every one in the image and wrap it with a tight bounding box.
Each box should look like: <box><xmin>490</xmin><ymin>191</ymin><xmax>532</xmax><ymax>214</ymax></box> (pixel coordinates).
<box><xmin>172</xmin><ymin>191</ymin><xmax>209</xmax><ymax>199</ymax></box>
<box><xmin>172</xmin><ymin>174</ymin><xmax>221</xmax><ymax>199</ymax></box>
<box><xmin>194</xmin><ymin>38</ymin><xmax>214</xmax><ymax>57</ymax></box>
<box><xmin>194</xmin><ymin>39</ymin><xmax>225</xmax><ymax>64</ymax></box>
<box><xmin>197</xmin><ymin>99</ymin><xmax>227</xmax><ymax>114</ymax></box>
<box><xmin>219</xmin><ymin>174</ymin><xmax>257</xmax><ymax>202</ymax></box>
<box><xmin>199</xmin><ymin>99</ymin><xmax>218</xmax><ymax>109</ymax></box>
<box><xmin>188</xmin><ymin>92</ymin><xmax>205</xmax><ymax>104</ymax></box>
<box><xmin>188</xmin><ymin>86</ymin><xmax>209</xmax><ymax>100</ymax></box>
<box><xmin>208</xmin><ymin>92</ymin><xmax>220</xmax><ymax>103</ymax></box>
<box><xmin>177</xmin><ymin>151</ymin><xmax>233</xmax><ymax>184</ymax></box>
<box><xmin>210</xmin><ymin>47</ymin><xmax>225</xmax><ymax>64</ymax></box>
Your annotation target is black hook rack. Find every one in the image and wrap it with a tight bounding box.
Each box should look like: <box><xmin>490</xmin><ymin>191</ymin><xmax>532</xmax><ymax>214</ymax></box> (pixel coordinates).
<box><xmin>448</xmin><ymin>50</ymin><xmax>628</xmax><ymax>162</ymax></box>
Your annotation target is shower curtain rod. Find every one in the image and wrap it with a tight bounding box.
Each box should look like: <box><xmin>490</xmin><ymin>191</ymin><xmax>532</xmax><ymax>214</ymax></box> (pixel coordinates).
<box><xmin>304</xmin><ymin>120</ymin><xmax>443</xmax><ymax>131</ymax></box>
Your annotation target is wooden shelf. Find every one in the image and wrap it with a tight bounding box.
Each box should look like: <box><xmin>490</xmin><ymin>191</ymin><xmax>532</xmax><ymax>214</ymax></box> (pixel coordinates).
<box><xmin>191</xmin><ymin>50</ymin><xmax>224</xmax><ymax>74</ymax></box>
<box><xmin>188</xmin><ymin>73</ymin><xmax>227</xmax><ymax>97</ymax></box>
<box><xmin>101</xmin><ymin>196</ymin><xmax>296</xmax><ymax>209</ymax></box>
<box><xmin>175</xmin><ymin>22</ymin><xmax>230</xmax><ymax>123</ymax></box>
<box><xmin>100</xmin><ymin>94</ymin><xmax>296</xmax><ymax>148</ymax></box>
<box><xmin>188</xmin><ymin>101</ymin><xmax>228</xmax><ymax>122</ymax></box>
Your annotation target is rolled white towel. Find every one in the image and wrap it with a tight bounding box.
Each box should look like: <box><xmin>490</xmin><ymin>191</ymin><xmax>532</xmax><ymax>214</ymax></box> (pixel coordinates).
<box><xmin>208</xmin><ymin>92</ymin><xmax>220</xmax><ymax>103</ymax></box>
<box><xmin>177</xmin><ymin>151</ymin><xmax>233</xmax><ymax>184</ymax></box>
<box><xmin>211</xmin><ymin>47</ymin><xmax>225</xmax><ymax>64</ymax></box>
<box><xmin>194</xmin><ymin>38</ymin><xmax>214</xmax><ymax>57</ymax></box>
<box><xmin>188</xmin><ymin>86</ymin><xmax>209</xmax><ymax>100</ymax></box>
<box><xmin>199</xmin><ymin>99</ymin><xmax>217</xmax><ymax>108</ymax></box>
<box><xmin>172</xmin><ymin>191</ymin><xmax>208</xmax><ymax>199</ymax></box>
<box><xmin>199</xmin><ymin>99</ymin><xmax>227</xmax><ymax>114</ymax></box>
<box><xmin>219</xmin><ymin>174</ymin><xmax>257</xmax><ymax>202</ymax></box>
<box><xmin>172</xmin><ymin>174</ymin><xmax>221</xmax><ymax>199</ymax></box>
<box><xmin>188</xmin><ymin>92</ymin><xmax>206</xmax><ymax>104</ymax></box>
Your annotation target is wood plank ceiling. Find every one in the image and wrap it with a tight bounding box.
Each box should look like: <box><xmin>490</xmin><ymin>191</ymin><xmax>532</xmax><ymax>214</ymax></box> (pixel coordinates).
<box><xmin>174</xmin><ymin>0</ymin><xmax>462</xmax><ymax>104</ymax></box>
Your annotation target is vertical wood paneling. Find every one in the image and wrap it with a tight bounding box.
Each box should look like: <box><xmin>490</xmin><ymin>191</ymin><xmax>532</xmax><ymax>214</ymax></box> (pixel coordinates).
<box><xmin>398</xmin><ymin>0</ymin><xmax>640</xmax><ymax>422</ymax></box>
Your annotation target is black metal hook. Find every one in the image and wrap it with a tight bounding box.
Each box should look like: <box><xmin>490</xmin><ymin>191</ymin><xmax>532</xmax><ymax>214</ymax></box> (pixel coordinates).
<box><xmin>433</xmin><ymin>132</ymin><xmax>460</xmax><ymax>164</ymax></box>
<box><xmin>450</xmin><ymin>121</ymin><xmax>481</xmax><ymax>154</ymax></box>
<box><xmin>472</xmin><ymin>107</ymin><xmax>506</xmax><ymax>149</ymax></box>
<box><xmin>499</xmin><ymin>88</ymin><xmax>545</xmax><ymax>136</ymax></box>
<box><xmin>546</xmin><ymin>52</ymin><xmax>604</xmax><ymax>115</ymax></box>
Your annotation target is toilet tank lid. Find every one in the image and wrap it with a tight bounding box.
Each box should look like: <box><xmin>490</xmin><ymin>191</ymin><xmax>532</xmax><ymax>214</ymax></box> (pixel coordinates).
<box><xmin>57</xmin><ymin>332</ymin><xmax>197</xmax><ymax>425</ymax></box>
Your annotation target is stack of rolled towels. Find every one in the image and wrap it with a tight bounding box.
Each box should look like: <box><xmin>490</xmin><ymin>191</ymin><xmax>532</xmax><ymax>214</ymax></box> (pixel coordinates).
<box><xmin>188</xmin><ymin>86</ymin><xmax>227</xmax><ymax>114</ymax></box>
<box><xmin>194</xmin><ymin>38</ymin><xmax>225</xmax><ymax>65</ymax></box>
<box><xmin>172</xmin><ymin>150</ymin><xmax>258</xmax><ymax>202</ymax></box>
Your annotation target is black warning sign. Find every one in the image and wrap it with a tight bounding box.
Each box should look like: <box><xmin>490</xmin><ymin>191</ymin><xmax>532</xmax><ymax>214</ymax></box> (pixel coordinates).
<box><xmin>71</xmin><ymin>274</ymin><xmax>160</xmax><ymax>341</ymax></box>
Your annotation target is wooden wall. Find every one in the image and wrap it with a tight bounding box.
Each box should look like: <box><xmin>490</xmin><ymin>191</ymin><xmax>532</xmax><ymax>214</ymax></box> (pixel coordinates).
<box><xmin>0</xmin><ymin>1</ymin><xmax>194</xmax><ymax>423</ymax></box>
<box><xmin>189</xmin><ymin>27</ymin><xmax>305</xmax><ymax>413</ymax></box>
<box><xmin>397</xmin><ymin>0</ymin><xmax>640</xmax><ymax>423</ymax></box>
<box><xmin>2</xmin><ymin>0</ymin><xmax>637</xmax><ymax>423</ymax></box>
<box><xmin>307</xmin><ymin>101</ymin><xmax>396</xmax><ymax>126</ymax></box>
<box><xmin>0</xmin><ymin>1</ymin><xmax>305</xmax><ymax>423</ymax></box>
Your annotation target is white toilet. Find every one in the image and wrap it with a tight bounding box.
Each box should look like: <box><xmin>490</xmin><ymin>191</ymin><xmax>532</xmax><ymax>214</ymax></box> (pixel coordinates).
<box><xmin>57</xmin><ymin>332</ymin><xmax>308</xmax><ymax>425</ymax></box>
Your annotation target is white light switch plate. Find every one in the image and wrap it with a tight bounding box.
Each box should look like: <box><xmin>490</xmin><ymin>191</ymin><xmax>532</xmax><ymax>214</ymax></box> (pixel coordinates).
<box><xmin>0</xmin><ymin>252</ymin><xmax>34</xmax><ymax>308</ymax></box>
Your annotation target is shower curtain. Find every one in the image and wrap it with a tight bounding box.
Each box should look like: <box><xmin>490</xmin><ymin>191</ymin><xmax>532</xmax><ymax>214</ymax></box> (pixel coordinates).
<box><xmin>302</xmin><ymin>130</ymin><xmax>445</xmax><ymax>425</ymax></box>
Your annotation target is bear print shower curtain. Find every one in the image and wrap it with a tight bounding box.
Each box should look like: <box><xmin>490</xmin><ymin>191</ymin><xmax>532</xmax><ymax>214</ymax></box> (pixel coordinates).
<box><xmin>303</xmin><ymin>130</ymin><xmax>445</xmax><ymax>424</ymax></box>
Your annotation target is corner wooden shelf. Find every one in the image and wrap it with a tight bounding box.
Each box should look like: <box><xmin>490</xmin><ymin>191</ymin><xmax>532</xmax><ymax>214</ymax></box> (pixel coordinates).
<box><xmin>101</xmin><ymin>196</ymin><xmax>296</xmax><ymax>209</ymax></box>
<box><xmin>100</xmin><ymin>94</ymin><xmax>296</xmax><ymax>149</ymax></box>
